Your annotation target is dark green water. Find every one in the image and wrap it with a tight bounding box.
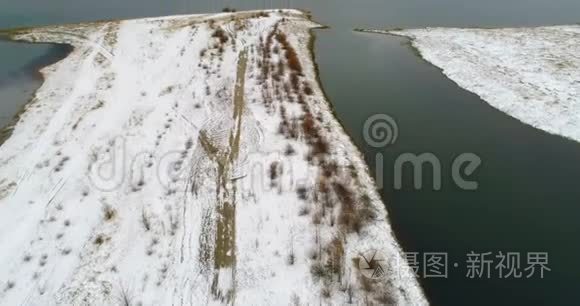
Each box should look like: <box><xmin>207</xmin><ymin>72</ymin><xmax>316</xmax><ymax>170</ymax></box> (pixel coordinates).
<box><xmin>1</xmin><ymin>1</ymin><xmax>580</xmax><ymax>305</ymax></box>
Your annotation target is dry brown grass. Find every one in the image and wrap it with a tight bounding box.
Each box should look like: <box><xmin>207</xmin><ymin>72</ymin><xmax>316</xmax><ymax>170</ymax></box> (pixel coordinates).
<box><xmin>302</xmin><ymin>113</ymin><xmax>318</xmax><ymax>139</ymax></box>
<box><xmin>326</xmin><ymin>237</ymin><xmax>344</xmax><ymax>277</ymax></box>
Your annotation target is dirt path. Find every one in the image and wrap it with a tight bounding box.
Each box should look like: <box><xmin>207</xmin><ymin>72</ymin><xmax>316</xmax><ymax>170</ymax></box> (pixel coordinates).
<box><xmin>208</xmin><ymin>48</ymin><xmax>247</xmax><ymax>304</ymax></box>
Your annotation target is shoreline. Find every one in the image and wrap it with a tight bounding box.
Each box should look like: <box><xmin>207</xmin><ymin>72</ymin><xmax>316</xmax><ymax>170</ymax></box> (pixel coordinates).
<box><xmin>0</xmin><ymin>43</ymin><xmax>73</xmax><ymax>146</ymax></box>
<box><xmin>357</xmin><ymin>25</ymin><xmax>580</xmax><ymax>144</ymax></box>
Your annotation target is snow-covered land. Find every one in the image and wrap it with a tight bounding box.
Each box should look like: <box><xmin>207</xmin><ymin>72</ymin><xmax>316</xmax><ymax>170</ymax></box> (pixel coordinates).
<box><xmin>372</xmin><ymin>26</ymin><xmax>580</xmax><ymax>143</ymax></box>
<box><xmin>0</xmin><ymin>10</ymin><xmax>426</xmax><ymax>305</ymax></box>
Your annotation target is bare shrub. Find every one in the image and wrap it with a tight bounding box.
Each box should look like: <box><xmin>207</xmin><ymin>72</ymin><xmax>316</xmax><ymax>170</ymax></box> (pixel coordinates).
<box><xmin>289</xmin><ymin>118</ymin><xmax>300</xmax><ymax>139</ymax></box>
<box><xmin>297</xmin><ymin>93</ymin><xmax>306</xmax><ymax>105</ymax></box>
<box><xmin>270</xmin><ymin>161</ymin><xmax>282</xmax><ymax>180</ymax></box>
<box><xmin>275</xmin><ymin>31</ymin><xmax>303</xmax><ymax>74</ymax></box>
<box><xmin>39</xmin><ymin>254</ymin><xmax>48</xmax><ymax>267</ymax></box>
<box><xmin>321</xmin><ymin>286</ymin><xmax>331</xmax><ymax>298</ymax></box>
<box><xmin>159</xmin><ymin>85</ymin><xmax>174</xmax><ymax>96</ymax></box>
<box><xmin>23</xmin><ymin>254</ymin><xmax>32</xmax><ymax>262</ymax></box>
<box><xmin>334</xmin><ymin>182</ymin><xmax>364</xmax><ymax>233</ymax></box>
<box><xmin>313</xmin><ymin>138</ymin><xmax>329</xmax><ymax>156</ymax></box>
<box><xmin>287</xmin><ymin>251</ymin><xmax>295</xmax><ymax>266</ymax></box>
<box><xmin>284</xmin><ymin>144</ymin><xmax>296</xmax><ymax>156</ymax></box>
<box><xmin>321</xmin><ymin>161</ymin><xmax>338</xmax><ymax>178</ymax></box>
<box><xmin>310</xmin><ymin>262</ymin><xmax>327</xmax><ymax>281</ymax></box>
<box><xmin>359</xmin><ymin>206</ymin><xmax>377</xmax><ymax>222</ymax></box>
<box><xmin>375</xmin><ymin>290</ymin><xmax>396</xmax><ymax>305</ymax></box>
<box><xmin>312</xmin><ymin>212</ymin><xmax>322</xmax><ymax>225</ymax></box>
<box><xmin>94</xmin><ymin>235</ymin><xmax>106</xmax><ymax>246</ymax></box>
<box><xmin>291</xmin><ymin>293</ymin><xmax>301</xmax><ymax>306</ymax></box>
<box><xmin>141</xmin><ymin>210</ymin><xmax>151</xmax><ymax>231</ymax></box>
<box><xmin>115</xmin><ymin>284</ymin><xmax>135</xmax><ymax>306</ymax></box>
<box><xmin>359</xmin><ymin>274</ymin><xmax>376</xmax><ymax>292</ymax></box>
<box><xmin>4</xmin><ymin>281</ymin><xmax>15</xmax><ymax>292</ymax></box>
<box><xmin>302</xmin><ymin>113</ymin><xmax>318</xmax><ymax>139</ymax></box>
<box><xmin>326</xmin><ymin>237</ymin><xmax>345</xmax><ymax>279</ymax></box>
<box><xmin>296</xmin><ymin>186</ymin><xmax>309</xmax><ymax>200</ymax></box>
<box><xmin>103</xmin><ymin>204</ymin><xmax>116</xmax><ymax>221</ymax></box>
<box><xmin>61</xmin><ymin>248</ymin><xmax>72</xmax><ymax>256</ymax></box>
<box><xmin>308</xmin><ymin>248</ymin><xmax>319</xmax><ymax>260</ymax></box>
<box><xmin>298</xmin><ymin>206</ymin><xmax>310</xmax><ymax>216</ymax></box>
<box><xmin>290</xmin><ymin>73</ymin><xmax>300</xmax><ymax>92</ymax></box>
<box><xmin>303</xmin><ymin>83</ymin><xmax>313</xmax><ymax>95</ymax></box>
<box><xmin>212</xmin><ymin>27</ymin><xmax>229</xmax><ymax>44</ymax></box>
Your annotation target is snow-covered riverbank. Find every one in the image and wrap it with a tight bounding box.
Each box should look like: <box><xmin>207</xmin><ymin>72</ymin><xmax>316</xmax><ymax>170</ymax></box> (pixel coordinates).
<box><xmin>362</xmin><ymin>26</ymin><xmax>580</xmax><ymax>143</ymax></box>
<box><xmin>0</xmin><ymin>10</ymin><xmax>426</xmax><ymax>305</ymax></box>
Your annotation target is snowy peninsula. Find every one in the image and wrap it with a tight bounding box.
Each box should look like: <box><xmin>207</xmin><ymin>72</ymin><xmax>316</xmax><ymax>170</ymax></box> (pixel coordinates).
<box><xmin>360</xmin><ymin>26</ymin><xmax>580</xmax><ymax>143</ymax></box>
<box><xmin>0</xmin><ymin>10</ymin><xmax>426</xmax><ymax>305</ymax></box>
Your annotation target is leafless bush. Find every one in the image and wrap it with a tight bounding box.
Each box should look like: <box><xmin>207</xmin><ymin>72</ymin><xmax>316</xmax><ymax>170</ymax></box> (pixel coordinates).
<box><xmin>115</xmin><ymin>284</ymin><xmax>135</xmax><ymax>306</ymax></box>
<box><xmin>212</xmin><ymin>27</ymin><xmax>229</xmax><ymax>44</ymax></box>
<box><xmin>303</xmin><ymin>82</ymin><xmax>313</xmax><ymax>95</ymax></box>
<box><xmin>141</xmin><ymin>210</ymin><xmax>151</xmax><ymax>231</ymax></box>
<box><xmin>321</xmin><ymin>286</ymin><xmax>331</xmax><ymax>298</ymax></box>
<box><xmin>359</xmin><ymin>274</ymin><xmax>376</xmax><ymax>292</ymax></box>
<box><xmin>313</xmin><ymin>139</ymin><xmax>329</xmax><ymax>156</ymax></box>
<box><xmin>302</xmin><ymin>113</ymin><xmax>318</xmax><ymax>139</ymax></box>
<box><xmin>321</xmin><ymin>161</ymin><xmax>338</xmax><ymax>178</ymax></box>
<box><xmin>4</xmin><ymin>281</ymin><xmax>15</xmax><ymax>292</ymax></box>
<box><xmin>103</xmin><ymin>204</ymin><xmax>116</xmax><ymax>221</ymax></box>
<box><xmin>312</xmin><ymin>211</ymin><xmax>322</xmax><ymax>225</ymax></box>
<box><xmin>287</xmin><ymin>251</ymin><xmax>295</xmax><ymax>266</ymax></box>
<box><xmin>269</xmin><ymin>162</ymin><xmax>281</xmax><ymax>181</ymax></box>
<box><xmin>375</xmin><ymin>291</ymin><xmax>396</xmax><ymax>305</ymax></box>
<box><xmin>39</xmin><ymin>254</ymin><xmax>48</xmax><ymax>267</ymax></box>
<box><xmin>310</xmin><ymin>261</ymin><xmax>328</xmax><ymax>281</ymax></box>
<box><xmin>61</xmin><ymin>248</ymin><xmax>72</xmax><ymax>256</ymax></box>
<box><xmin>94</xmin><ymin>235</ymin><xmax>106</xmax><ymax>246</ymax></box>
<box><xmin>326</xmin><ymin>237</ymin><xmax>344</xmax><ymax>278</ymax></box>
<box><xmin>284</xmin><ymin>144</ymin><xmax>296</xmax><ymax>156</ymax></box>
<box><xmin>289</xmin><ymin>294</ymin><xmax>301</xmax><ymax>306</ymax></box>
<box><xmin>290</xmin><ymin>73</ymin><xmax>300</xmax><ymax>92</ymax></box>
<box><xmin>296</xmin><ymin>186</ymin><xmax>309</xmax><ymax>200</ymax></box>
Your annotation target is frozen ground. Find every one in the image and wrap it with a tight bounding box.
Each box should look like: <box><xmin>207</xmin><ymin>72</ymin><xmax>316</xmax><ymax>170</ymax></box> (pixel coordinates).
<box><xmin>366</xmin><ymin>26</ymin><xmax>580</xmax><ymax>143</ymax></box>
<box><xmin>0</xmin><ymin>10</ymin><xmax>426</xmax><ymax>305</ymax></box>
